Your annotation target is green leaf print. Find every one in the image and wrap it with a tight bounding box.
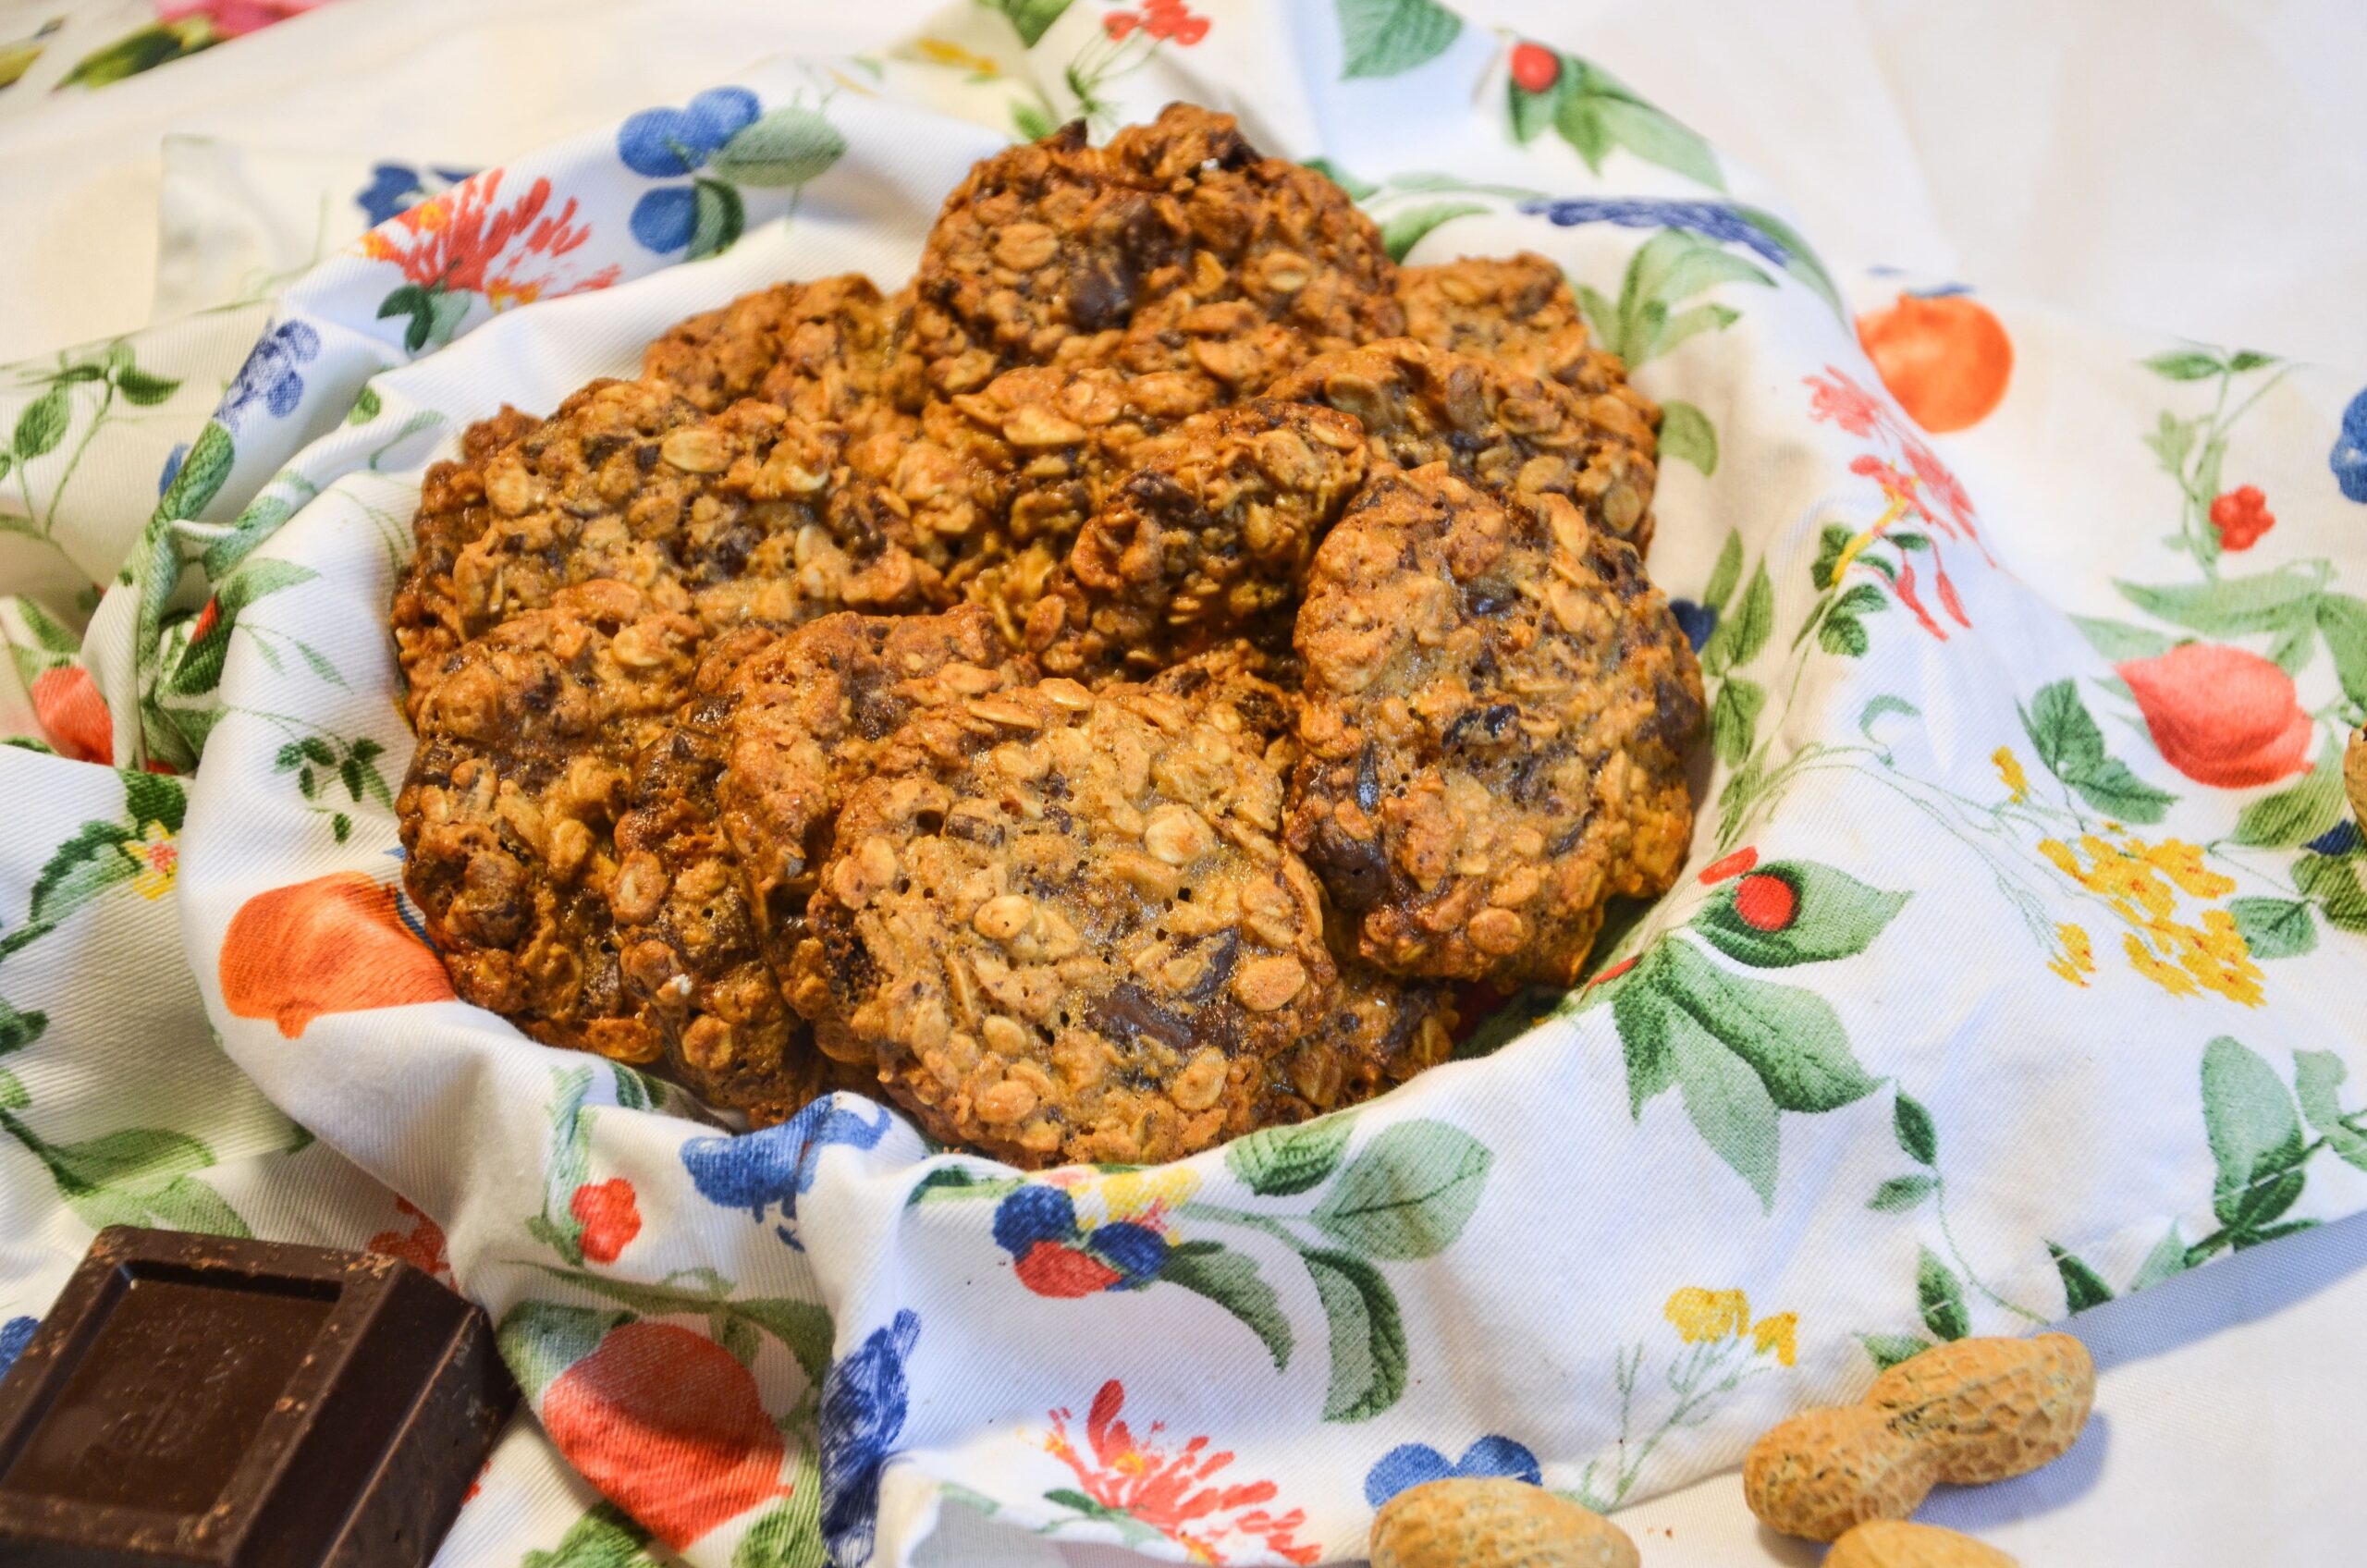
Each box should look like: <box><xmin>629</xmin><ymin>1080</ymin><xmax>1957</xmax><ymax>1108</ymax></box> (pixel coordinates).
<box><xmin>728</xmin><ymin>1296</ymin><xmax>835</xmax><ymax>1386</ymax></box>
<box><xmin>1668</xmin><ymin>1005</ymin><xmax>1781</xmax><ymax>1207</ymax></box>
<box><xmin>1701</xmin><ymin>560</ymin><xmax>1772</xmax><ymax>674</ymax></box>
<box><xmin>2129</xmin><ymin>1226</ymin><xmax>2192</xmax><ymax>1290</ymax></box>
<box><xmin>525</xmin><ymin>1067</ymin><xmax>597</xmax><ymax>1266</ymax></box>
<box><xmin>2314</xmin><ymin>594</ymin><xmax>2367</xmax><ymax>710</ymax></box>
<box><xmin>1867</xmin><ymin>1176</ymin><xmax>1936</xmax><ymax>1213</ymax></box>
<box><xmin>116</xmin><ymin>366</ymin><xmax>180</xmax><ymax>407</ymax></box>
<box><xmin>1304</xmin><ymin>1248</ymin><xmax>1404</xmax><ymax>1422</ymax></box>
<box><xmin>1311</xmin><ymin>1121</ymin><xmax>1492</xmax><ymax>1259</ymax></box>
<box><xmin>2141</xmin><ymin>349</ymin><xmax>2227</xmax><ymax>381</ymax></box>
<box><xmin>0</xmin><ymin>1115</ymin><xmax>251</xmax><ymax>1237</ymax></box>
<box><xmin>522</xmin><ymin>1501</ymin><xmax>658</xmax><ymax>1568</ymax></box>
<box><xmin>907</xmin><ymin>1166</ymin><xmax>1024</xmax><ymax>1207</ymax></box>
<box><xmin>1379</xmin><ymin>202</ymin><xmax>1486</xmax><ymax>263</ymax></box>
<box><xmin>1159</xmin><ymin>1241</ymin><xmax>1292</xmax><ymax>1371</ymax></box>
<box><xmin>1657</xmin><ymin>399</ymin><xmax>1717</xmax><ymax>474</ymax></box>
<box><xmin>687</xmin><ymin>179</ymin><xmax>746</xmax><ymax>263</ymax></box>
<box><xmin>6</xmin><ymin>820</ymin><xmax>137</xmax><ymax>957</ymax></box>
<box><xmin>1519</xmin><ymin>57</ymin><xmax>1723</xmax><ymax>189</ymax></box>
<box><xmin>122</xmin><ymin>769</ymin><xmax>187</xmax><ymax>834</ymax></box>
<box><xmin>1694</xmin><ymin>860</ymin><xmax>1909</xmax><ymax>969</ymax></box>
<box><xmin>1894</xmin><ymin>1092</ymin><xmax>1938</xmax><ymax>1165</ymax></box>
<box><xmin>156</xmin><ymin>421</ymin><xmax>234</xmax><ymax>521</ymax></box>
<box><xmin>1699</xmin><ymin>529</ymin><xmax>1744</xmax><ymax>615</ymax></box>
<box><xmin>497</xmin><ymin>1300</ymin><xmax>629</xmax><ymax>1399</ymax></box>
<box><xmin>2230</xmin><ymin>744</ymin><xmax>2345</xmax><ymax>849</ymax></box>
<box><xmin>13</xmin><ymin>387</ymin><xmax>67</xmax><ymax>464</ymax></box>
<box><xmin>1336</xmin><ymin>0</ymin><xmax>1462</xmax><ymax>80</ymax></box>
<box><xmin>711</xmin><ymin>107</ymin><xmax>846</xmax><ymax>188</ymax></box>
<box><xmin>1858</xmin><ymin>1332</ymin><xmax>1932</xmax><ymax>1371</ymax></box>
<box><xmin>2292</xmin><ymin>1051</ymin><xmax>2367</xmax><ymax>1174</ymax></box>
<box><xmin>1591</xmin><ymin>96</ymin><xmax>1721</xmax><ymax>187</ymax></box>
<box><xmin>2115</xmin><ymin>562</ymin><xmax>2324</xmax><ymax>637</ymax></box>
<box><xmin>2201</xmin><ymin>1036</ymin><xmax>2308</xmax><ymax>1236</ymax></box>
<box><xmin>1916</xmin><ymin>1247</ymin><xmax>1970</xmax><ymax>1341</ymax></box>
<box><xmin>2046</xmin><ymin>1243</ymin><xmax>2114</xmax><ymax>1312</ymax></box>
<box><xmin>1226</xmin><ymin>1116</ymin><xmax>1352</xmax><ymax>1197</ymax></box>
<box><xmin>1660</xmin><ymin>941</ymin><xmax>1879</xmax><ymax>1111</ymax></box>
<box><xmin>2230</xmin><ymin>898</ymin><xmax>2316</xmax><ymax>960</ymax></box>
<box><xmin>734</xmin><ymin>1473</ymin><xmax>828</xmax><ymax>1568</ymax></box>
<box><xmin>0</xmin><ymin>998</ymin><xmax>46</xmax><ymax>1055</ymax></box>
<box><xmin>2067</xmin><ymin>614</ymin><xmax>2176</xmax><ymax>665</ymax></box>
<box><xmin>2017</xmin><ymin>680</ymin><xmax>2173</xmax><ymax>824</ymax></box>
<box><xmin>76</xmin><ymin>1175</ymin><xmax>249</xmax><ymax>1235</ymax></box>
<box><xmin>2296</xmin><ymin>853</ymin><xmax>2367</xmax><ymax>933</ymax></box>
<box><xmin>1708</xmin><ymin>676</ymin><xmax>1762</xmax><ymax>768</ymax></box>
<box><xmin>986</xmin><ymin>0</ymin><xmax>1073</xmax><ymax>48</ymax></box>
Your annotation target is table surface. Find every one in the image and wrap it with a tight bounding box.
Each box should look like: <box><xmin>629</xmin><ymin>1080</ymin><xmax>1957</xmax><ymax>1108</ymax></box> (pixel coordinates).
<box><xmin>4</xmin><ymin>1</ymin><xmax>2362</xmax><ymax>1562</ymax></box>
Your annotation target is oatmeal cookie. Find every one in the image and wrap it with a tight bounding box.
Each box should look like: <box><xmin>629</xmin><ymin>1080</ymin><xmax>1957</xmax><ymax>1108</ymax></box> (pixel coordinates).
<box><xmin>394</xmin><ymin>378</ymin><xmax>944</xmax><ymax>709</ymax></box>
<box><xmin>1268</xmin><ymin>337</ymin><xmax>1661</xmax><ymax>555</ymax></box>
<box><xmin>789</xmin><ymin>677</ymin><xmax>1339</xmax><ymax>1166</ymax></box>
<box><xmin>716</xmin><ymin>606</ymin><xmax>1018</xmax><ymax>953</ymax></box>
<box><xmin>389</xmin><ymin>405</ymin><xmax>542</xmax><ymax>723</ymax></box>
<box><xmin>1257</xmin><ymin>962</ymin><xmax>1458</xmax><ymax>1121</ymax></box>
<box><xmin>1025</xmin><ymin>400</ymin><xmax>1367</xmax><ymax>680</ymax></box>
<box><xmin>909</xmin><ymin>104</ymin><xmax>1402</xmax><ymax>398</ymax></box>
<box><xmin>606</xmin><ymin>628</ymin><xmax>832</xmax><ymax>1124</ymax></box>
<box><xmin>1396</xmin><ymin>252</ymin><xmax>1639</xmax><ymax>398</ymax></box>
<box><xmin>1290</xmin><ymin>467</ymin><xmax>1703</xmax><ymax>985</ymax></box>
<box><xmin>642</xmin><ymin>273</ymin><xmax>906</xmax><ymax>429</ymax></box>
<box><xmin>398</xmin><ymin>581</ymin><xmax>701</xmax><ymax>1062</ymax></box>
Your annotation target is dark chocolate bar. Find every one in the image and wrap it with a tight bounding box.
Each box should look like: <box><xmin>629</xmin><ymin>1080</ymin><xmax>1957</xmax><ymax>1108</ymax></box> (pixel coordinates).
<box><xmin>0</xmin><ymin>1225</ymin><xmax>516</xmax><ymax>1567</ymax></box>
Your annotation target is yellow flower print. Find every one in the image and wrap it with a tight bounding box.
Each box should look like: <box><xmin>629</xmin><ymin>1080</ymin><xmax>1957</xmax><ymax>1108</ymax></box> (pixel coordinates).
<box><xmin>2047</xmin><ymin>922</ymin><xmax>2095</xmax><ymax>986</ymax></box>
<box><xmin>1662</xmin><ymin>1286</ymin><xmax>1750</xmax><ymax>1343</ymax></box>
<box><xmin>1751</xmin><ymin>1312</ymin><xmax>1798</xmax><ymax>1366</ymax></box>
<box><xmin>1992</xmin><ymin>746</ymin><xmax>2030</xmax><ymax>803</ymax></box>
<box><xmin>2038</xmin><ymin>833</ymin><xmax>2260</xmax><ymax>1005</ymax></box>
<box><xmin>914</xmin><ymin>37</ymin><xmax>1002</xmax><ymax>77</ymax></box>
<box><xmin>123</xmin><ymin>822</ymin><xmax>178</xmax><ymax>900</ymax></box>
<box><xmin>1093</xmin><ymin>1166</ymin><xmax>1200</xmax><ymax>1228</ymax></box>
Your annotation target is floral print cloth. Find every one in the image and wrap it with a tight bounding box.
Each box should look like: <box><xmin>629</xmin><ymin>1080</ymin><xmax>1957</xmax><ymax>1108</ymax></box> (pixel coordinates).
<box><xmin>4</xmin><ymin>3</ymin><xmax>2367</xmax><ymax>1564</ymax></box>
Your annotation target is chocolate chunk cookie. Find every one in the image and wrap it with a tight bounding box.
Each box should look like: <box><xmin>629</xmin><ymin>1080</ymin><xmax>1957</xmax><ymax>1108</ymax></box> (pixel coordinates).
<box><xmin>1397</xmin><ymin>253</ymin><xmax>1638</xmax><ymax>398</ymax></box>
<box><xmin>910</xmin><ymin>104</ymin><xmax>1402</xmax><ymax>399</ymax></box>
<box><xmin>716</xmin><ymin>606</ymin><xmax>1018</xmax><ymax>955</ymax></box>
<box><xmin>1026</xmin><ymin>400</ymin><xmax>1368</xmax><ymax>680</ymax></box>
<box><xmin>398</xmin><ymin>581</ymin><xmax>702</xmax><ymax>1062</ymax></box>
<box><xmin>1268</xmin><ymin>337</ymin><xmax>1662</xmax><ymax>555</ymax></box>
<box><xmin>1290</xmin><ymin>467</ymin><xmax>1703</xmax><ymax>984</ymax></box>
<box><xmin>606</xmin><ymin>628</ymin><xmax>833</xmax><ymax>1124</ymax></box>
<box><xmin>389</xmin><ymin>405</ymin><xmax>542</xmax><ymax>723</ymax></box>
<box><xmin>393</xmin><ymin>378</ymin><xmax>944</xmax><ymax>712</ymax></box>
<box><xmin>1257</xmin><ymin>962</ymin><xmax>1458</xmax><ymax>1121</ymax></box>
<box><xmin>790</xmin><ymin>678</ymin><xmax>1338</xmax><ymax>1166</ymax></box>
<box><xmin>642</xmin><ymin>274</ymin><xmax>908</xmax><ymax>429</ymax></box>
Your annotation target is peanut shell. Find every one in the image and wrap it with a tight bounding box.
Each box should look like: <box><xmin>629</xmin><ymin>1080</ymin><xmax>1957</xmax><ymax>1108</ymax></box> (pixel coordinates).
<box><xmin>1742</xmin><ymin>1404</ymin><xmax>1939</xmax><ymax>1543</ymax></box>
<box><xmin>1370</xmin><ymin>1477</ymin><xmax>1638</xmax><ymax>1568</ymax></box>
<box><xmin>1865</xmin><ymin>1332</ymin><xmax>2095</xmax><ymax>1483</ymax></box>
<box><xmin>1827</xmin><ymin>1519</ymin><xmax>2019</xmax><ymax>1568</ymax></box>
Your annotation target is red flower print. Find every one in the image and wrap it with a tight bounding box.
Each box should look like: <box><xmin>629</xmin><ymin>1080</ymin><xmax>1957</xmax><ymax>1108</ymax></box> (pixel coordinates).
<box><xmin>1902</xmin><ymin>437</ymin><xmax>1978</xmax><ymax>536</ymax></box>
<box><xmin>30</xmin><ymin>665</ymin><xmax>111</xmax><ymax>765</ymax></box>
<box><xmin>1734</xmin><ymin>874</ymin><xmax>1798</xmax><ymax>933</ymax></box>
<box><xmin>189</xmin><ymin>596</ymin><xmax>220</xmax><ymax>644</ymax></box>
<box><xmin>2119</xmin><ymin>643</ymin><xmax>2312</xmax><ymax>789</ymax></box>
<box><xmin>1105</xmin><ymin>0</ymin><xmax>1207</xmax><ymax>45</ymax></box>
<box><xmin>359</xmin><ymin>168</ymin><xmax>619</xmax><ymax>307</ymax></box>
<box><xmin>367</xmin><ymin>1194</ymin><xmax>453</xmax><ymax>1285</ymax></box>
<box><xmin>1699</xmin><ymin>846</ymin><xmax>1759</xmax><ymax>884</ymax></box>
<box><xmin>1585</xmin><ymin>955</ymin><xmax>1637</xmax><ymax>989</ymax></box>
<box><xmin>1805</xmin><ymin>366</ymin><xmax>1888</xmax><ymax>440</ymax></box>
<box><xmin>2209</xmin><ymin>485</ymin><xmax>2275</xmax><ymax>551</ymax></box>
<box><xmin>1045</xmin><ymin>1381</ymin><xmax>1318</xmax><ymax>1565</ymax></box>
<box><xmin>570</xmin><ymin>1178</ymin><xmax>643</xmax><ymax>1264</ymax></box>
<box><xmin>1511</xmin><ymin>42</ymin><xmax>1561</xmax><ymax>92</ymax></box>
<box><xmin>542</xmin><ymin>1321</ymin><xmax>790</xmax><ymax>1550</ymax></box>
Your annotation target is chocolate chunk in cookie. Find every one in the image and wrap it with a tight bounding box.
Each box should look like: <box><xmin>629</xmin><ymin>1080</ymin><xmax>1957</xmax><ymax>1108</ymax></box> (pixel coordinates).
<box><xmin>642</xmin><ymin>274</ymin><xmax>908</xmax><ymax>429</ymax></box>
<box><xmin>1290</xmin><ymin>466</ymin><xmax>1702</xmax><ymax>984</ymax></box>
<box><xmin>910</xmin><ymin>104</ymin><xmax>1402</xmax><ymax>399</ymax></box>
<box><xmin>1257</xmin><ymin>962</ymin><xmax>1458</xmax><ymax>1121</ymax></box>
<box><xmin>1269</xmin><ymin>337</ymin><xmax>1661</xmax><ymax>554</ymax></box>
<box><xmin>1396</xmin><ymin>252</ymin><xmax>1639</xmax><ymax>398</ymax></box>
<box><xmin>1027</xmin><ymin>400</ymin><xmax>1368</xmax><ymax>680</ymax></box>
<box><xmin>398</xmin><ymin>581</ymin><xmax>702</xmax><ymax>1062</ymax></box>
<box><xmin>389</xmin><ymin>405</ymin><xmax>542</xmax><ymax>723</ymax></box>
<box><xmin>791</xmin><ymin>677</ymin><xmax>1338</xmax><ymax>1166</ymax></box>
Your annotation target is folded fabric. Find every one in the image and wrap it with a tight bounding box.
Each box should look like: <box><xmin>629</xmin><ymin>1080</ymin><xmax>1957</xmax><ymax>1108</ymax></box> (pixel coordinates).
<box><xmin>4</xmin><ymin>4</ymin><xmax>2366</xmax><ymax>1565</ymax></box>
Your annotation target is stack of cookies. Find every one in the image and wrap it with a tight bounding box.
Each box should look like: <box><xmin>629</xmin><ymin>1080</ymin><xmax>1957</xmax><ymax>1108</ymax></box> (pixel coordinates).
<box><xmin>392</xmin><ymin>104</ymin><xmax>1705</xmax><ymax>1168</ymax></box>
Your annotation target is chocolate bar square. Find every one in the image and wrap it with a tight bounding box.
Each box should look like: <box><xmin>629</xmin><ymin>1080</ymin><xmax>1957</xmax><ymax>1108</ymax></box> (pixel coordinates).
<box><xmin>0</xmin><ymin>1226</ymin><xmax>517</xmax><ymax>1566</ymax></box>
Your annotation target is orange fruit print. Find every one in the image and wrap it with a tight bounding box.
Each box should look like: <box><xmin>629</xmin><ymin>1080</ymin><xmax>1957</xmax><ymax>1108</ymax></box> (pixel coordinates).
<box><xmin>1856</xmin><ymin>291</ymin><xmax>2014</xmax><ymax>434</ymax></box>
<box><xmin>218</xmin><ymin>871</ymin><xmax>453</xmax><ymax>1036</ymax></box>
<box><xmin>540</xmin><ymin>1321</ymin><xmax>791</xmax><ymax>1550</ymax></box>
